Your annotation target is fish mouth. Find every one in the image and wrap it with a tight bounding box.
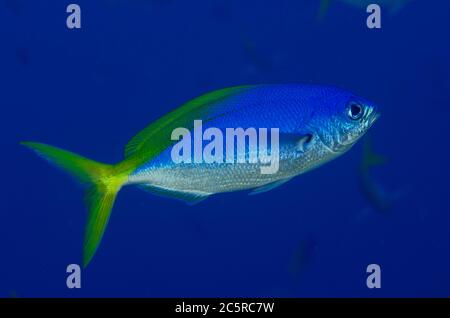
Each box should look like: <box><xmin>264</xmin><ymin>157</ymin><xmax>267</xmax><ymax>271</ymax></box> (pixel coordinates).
<box><xmin>318</xmin><ymin>106</ymin><xmax>380</xmax><ymax>154</ymax></box>
<box><xmin>332</xmin><ymin>107</ymin><xmax>380</xmax><ymax>153</ymax></box>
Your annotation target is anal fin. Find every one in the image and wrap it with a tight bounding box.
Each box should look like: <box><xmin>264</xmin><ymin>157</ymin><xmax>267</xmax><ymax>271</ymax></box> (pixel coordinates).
<box><xmin>138</xmin><ymin>184</ymin><xmax>211</xmax><ymax>205</ymax></box>
<box><xmin>249</xmin><ymin>178</ymin><xmax>292</xmax><ymax>195</ymax></box>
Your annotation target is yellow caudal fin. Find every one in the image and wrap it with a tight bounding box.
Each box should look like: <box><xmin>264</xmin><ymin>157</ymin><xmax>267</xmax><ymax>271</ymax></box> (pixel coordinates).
<box><xmin>20</xmin><ymin>141</ymin><xmax>128</xmax><ymax>267</ymax></box>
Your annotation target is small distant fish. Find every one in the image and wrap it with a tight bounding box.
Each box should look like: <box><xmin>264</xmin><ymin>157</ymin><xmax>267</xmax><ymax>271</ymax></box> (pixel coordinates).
<box><xmin>242</xmin><ymin>37</ymin><xmax>273</xmax><ymax>73</ymax></box>
<box><xmin>288</xmin><ymin>236</ymin><xmax>318</xmax><ymax>279</ymax></box>
<box><xmin>357</xmin><ymin>136</ymin><xmax>410</xmax><ymax>218</ymax></box>
<box><xmin>22</xmin><ymin>84</ymin><xmax>379</xmax><ymax>266</ymax></box>
<box><xmin>9</xmin><ymin>290</ymin><xmax>20</xmax><ymax>298</ymax></box>
<box><xmin>319</xmin><ymin>0</ymin><xmax>412</xmax><ymax>18</ymax></box>
<box><xmin>359</xmin><ymin>136</ymin><xmax>390</xmax><ymax>211</ymax></box>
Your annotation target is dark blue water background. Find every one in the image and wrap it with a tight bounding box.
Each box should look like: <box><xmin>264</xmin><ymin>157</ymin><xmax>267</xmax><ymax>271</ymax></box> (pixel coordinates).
<box><xmin>1</xmin><ymin>0</ymin><xmax>449</xmax><ymax>297</ymax></box>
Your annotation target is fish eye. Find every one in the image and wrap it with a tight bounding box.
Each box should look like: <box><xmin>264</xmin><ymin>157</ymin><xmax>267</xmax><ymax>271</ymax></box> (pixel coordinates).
<box><xmin>348</xmin><ymin>103</ymin><xmax>363</xmax><ymax>120</ymax></box>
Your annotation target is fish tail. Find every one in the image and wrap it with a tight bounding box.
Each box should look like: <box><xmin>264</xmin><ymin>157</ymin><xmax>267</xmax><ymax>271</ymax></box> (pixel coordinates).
<box><xmin>20</xmin><ymin>141</ymin><xmax>128</xmax><ymax>267</ymax></box>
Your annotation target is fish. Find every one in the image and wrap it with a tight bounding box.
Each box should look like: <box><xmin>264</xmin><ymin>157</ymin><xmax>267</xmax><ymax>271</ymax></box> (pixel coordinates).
<box><xmin>359</xmin><ymin>135</ymin><xmax>408</xmax><ymax>213</ymax></box>
<box><xmin>359</xmin><ymin>135</ymin><xmax>390</xmax><ymax>211</ymax></box>
<box><xmin>9</xmin><ymin>290</ymin><xmax>20</xmax><ymax>298</ymax></box>
<box><xmin>288</xmin><ymin>236</ymin><xmax>319</xmax><ymax>280</ymax></box>
<box><xmin>242</xmin><ymin>37</ymin><xmax>273</xmax><ymax>73</ymax></box>
<box><xmin>21</xmin><ymin>84</ymin><xmax>380</xmax><ymax>266</ymax></box>
<box><xmin>319</xmin><ymin>0</ymin><xmax>412</xmax><ymax>18</ymax></box>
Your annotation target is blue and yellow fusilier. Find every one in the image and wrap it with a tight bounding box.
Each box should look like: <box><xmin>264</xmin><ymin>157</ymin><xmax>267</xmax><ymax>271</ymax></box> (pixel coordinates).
<box><xmin>21</xmin><ymin>84</ymin><xmax>380</xmax><ymax>266</ymax></box>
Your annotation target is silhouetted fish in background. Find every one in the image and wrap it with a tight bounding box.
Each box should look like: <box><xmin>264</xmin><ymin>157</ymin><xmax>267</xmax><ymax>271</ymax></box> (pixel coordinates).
<box><xmin>288</xmin><ymin>236</ymin><xmax>319</xmax><ymax>280</ymax></box>
<box><xmin>241</xmin><ymin>37</ymin><xmax>274</xmax><ymax>74</ymax></box>
<box><xmin>359</xmin><ymin>136</ymin><xmax>390</xmax><ymax>211</ymax></box>
<box><xmin>9</xmin><ymin>290</ymin><xmax>20</xmax><ymax>298</ymax></box>
<box><xmin>359</xmin><ymin>135</ymin><xmax>410</xmax><ymax>214</ymax></box>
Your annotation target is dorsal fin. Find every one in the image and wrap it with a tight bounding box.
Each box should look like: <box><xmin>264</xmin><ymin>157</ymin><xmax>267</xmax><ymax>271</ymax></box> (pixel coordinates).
<box><xmin>124</xmin><ymin>86</ymin><xmax>254</xmax><ymax>160</ymax></box>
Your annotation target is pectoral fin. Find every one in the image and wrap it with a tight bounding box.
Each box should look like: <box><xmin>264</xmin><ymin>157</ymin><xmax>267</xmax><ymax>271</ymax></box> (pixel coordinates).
<box><xmin>279</xmin><ymin>133</ymin><xmax>314</xmax><ymax>153</ymax></box>
<box><xmin>296</xmin><ymin>134</ymin><xmax>314</xmax><ymax>153</ymax></box>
